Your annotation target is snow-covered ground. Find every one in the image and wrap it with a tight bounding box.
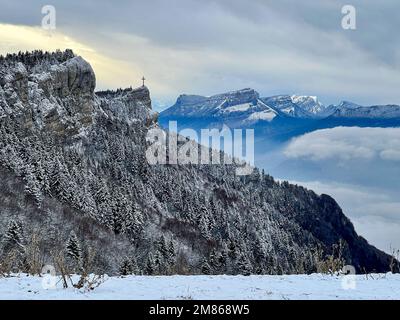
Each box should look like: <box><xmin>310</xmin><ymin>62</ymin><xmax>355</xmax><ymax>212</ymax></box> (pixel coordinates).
<box><xmin>0</xmin><ymin>273</ymin><xmax>399</xmax><ymax>300</ymax></box>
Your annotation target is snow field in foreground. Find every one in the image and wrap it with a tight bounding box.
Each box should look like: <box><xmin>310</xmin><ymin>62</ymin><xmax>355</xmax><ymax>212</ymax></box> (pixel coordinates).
<box><xmin>0</xmin><ymin>273</ymin><xmax>398</xmax><ymax>300</ymax></box>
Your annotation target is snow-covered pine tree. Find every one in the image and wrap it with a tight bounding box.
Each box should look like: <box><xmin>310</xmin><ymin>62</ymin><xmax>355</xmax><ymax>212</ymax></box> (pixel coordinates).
<box><xmin>166</xmin><ymin>239</ymin><xmax>176</xmax><ymax>272</ymax></box>
<box><xmin>201</xmin><ymin>258</ymin><xmax>211</xmax><ymax>275</ymax></box>
<box><xmin>3</xmin><ymin>220</ymin><xmax>24</xmax><ymax>252</ymax></box>
<box><xmin>218</xmin><ymin>243</ymin><xmax>229</xmax><ymax>271</ymax></box>
<box><xmin>66</xmin><ymin>231</ymin><xmax>82</xmax><ymax>263</ymax></box>
<box><xmin>253</xmin><ymin>235</ymin><xmax>267</xmax><ymax>265</ymax></box>
<box><xmin>145</xmin><ymin>252</ymin><xmax>156</xmax><ymax>275</ymax></box>
<box><xmin>198</xmin><ymin>215</ymin><xmax>211</xmax><ymax>240</ymax></box>
<box><xmin>131</xmin><ymin>256</ymin><xmax>139</xmax><ymax>275</ymax></box>
<box><xmin>237</xmin><ymin>253</ymin><xmax>252</xmax><ymax>276</ymax></box>
<box><xmin>133</xmin><ymin>203</ymin><xmax>144</xmax><ymax>236</ymax></box>
<box><xmin>157</xmin><ymin>235</ymin><xmax>168</xmax><ymax>258</ymax></box>
<box><xmin>153</xmin><ymin>251</ymin><xmax>163</xmax><ymax>274</ymax></box>
<box><xmin>119</xmin><ymin>257</ymin><xmax>134</xmax><ymax>276</ymax></box>
<box><xmin>24</xmin><ymin>166</ymin><xmax>43</xmax><ymax>207</ymax></box>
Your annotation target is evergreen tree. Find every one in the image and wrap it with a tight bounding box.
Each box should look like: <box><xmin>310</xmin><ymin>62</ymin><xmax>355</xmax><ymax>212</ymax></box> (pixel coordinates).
<box><xmin>253</xmin><ymin>236</ymin><xmax>266</xmax><ymax>264</ymax></box>
<box><xmin>199</xmin><ymin>215</ymin><xmax>211</xmax><ymax>239</ymax></box>
<box><xmin>153</xmin><ymin>251</ymin><xmax>162</xmax><ymax>274</ymax></box>
<box><xmin>66</xmin><ymin>231</ymin><xmax>82</xmax><ymax>263</ymax></box>
<box><xmin>157</xmin><ymin>235</ymin><xmax>169</xmax><ymax>258</ymax></box>
<box><xmin>237</xmin><ymin>253</ymin><xmax>252</xmax><ymax>276</ymax></box>
<box><xmin>219</xmin><ymin>243</ymin><xmax>229</xmax><ymax>271</ymax></box>
<box><xmin>24</xmin><ymin>169</ymin><xmax>43</xmax><ymax>207</ymax></box>
<box><xmin>3</xmin><ymin>220</ymin><xmax>24</xmax><ymax>252</ymax></box>
<box><xmin>119</xmin><ymin>257</ymin><xmax>134</xmax><ymax>276</ymax></box>
<box><xmin>166</xmin><ymin>240</ymin><xmax>176</xmax><ymax>272</ymax></box>
<box><xmin>201</xmin><ymin>259</ymin><xmax>212</xmax><ymax>275</ymax></box>
<box><xmin>145</xmin><ymin>253</ymin><xmax>156</xmax><ymax>275</ymax></box>
<box><xmin>131</xmin><ymin>256</ymin><xmax>139</xmax><ymax>275</ymax></box>
<box><xmin>209</xmin><ymin>249</ymin><xmax>220</xmax><ymax>271</ymax></box>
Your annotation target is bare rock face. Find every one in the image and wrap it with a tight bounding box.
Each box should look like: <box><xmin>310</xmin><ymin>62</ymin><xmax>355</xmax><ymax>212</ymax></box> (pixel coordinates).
<box><xmin>0</xmin><ymin>53</ymin><xmax>96</xmax><ymax>136</ymax></box>
<box><xmin>96</xmin><ymin>86</ymin><xmax>158</xmax><ymax>128</ymax></box>
<box><xmin>0</xmin><ymin>63</ymin><xmax>28</xmax><ymax>115</ymax></box>
<box><xmin>44</xmin><ymin>56</ymin><xmax>96</xmax><ymax>98</ymax></box>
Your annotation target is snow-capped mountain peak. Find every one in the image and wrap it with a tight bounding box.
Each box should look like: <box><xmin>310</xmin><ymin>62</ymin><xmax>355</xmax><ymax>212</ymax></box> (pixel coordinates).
<box><xmin>260</xmin><ymin>95</ymin><xmax>315</xmax><ymax>118</ymax></box>
<box><xmin>291</xmin><ymin>95</ymin><xmax>318</xmax><ymax>103</ymax></box>
<box><xmin>290</xmin><ymin>95</ymin><xmax>326</xmax><ymax>115</ymax></box>
<box><xmin>337</xmin><ymin>101</ymin><xmax>362</xmax><ymax>109</ymax></box>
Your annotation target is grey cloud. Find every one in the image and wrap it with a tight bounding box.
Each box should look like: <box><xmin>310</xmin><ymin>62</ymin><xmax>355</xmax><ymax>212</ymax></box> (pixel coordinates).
<box><xmin>285</xmin><ymin>127</ymin><xmax>400</xmax><ymax>162</ymax></box>
<box><xmin>0</xmin><ymin>0</ymin><xmax>399</xmax><ymax>105</ymax></box>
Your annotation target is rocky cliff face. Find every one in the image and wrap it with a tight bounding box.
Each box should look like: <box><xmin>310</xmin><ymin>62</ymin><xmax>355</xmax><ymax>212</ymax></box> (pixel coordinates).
<box><xmin>0</xmin><ymin>51</ymin><xmax>95</xmax><ymax>136</ymax></box>
<box><xmin>163</xmin><ymin>88</ymin><xmax>260</xmax><ymax>117</ymax></box>
<box><xmin>0</xmin><ymin>50</ymin><xmax>395</xmax><ymax>275</ymax></box>
<box><xmin>328</xmin><ymin>102</ymin><xmax>400</xmax><ymax>119</ymax></box>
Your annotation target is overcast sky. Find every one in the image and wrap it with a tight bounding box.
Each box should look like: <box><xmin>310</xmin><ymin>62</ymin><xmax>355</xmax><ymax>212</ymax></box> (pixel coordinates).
<box><xmin>0</xmin><ymin>0</ymin><xmax>399</xmax><ymax>109</ymax></box>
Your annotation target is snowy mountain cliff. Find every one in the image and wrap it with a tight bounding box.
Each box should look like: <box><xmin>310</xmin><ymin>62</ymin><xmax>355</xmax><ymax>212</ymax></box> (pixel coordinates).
<box><xmin>0</xmin><ymin>50</ymin><xmax>395</xmax><ymax>276</ymax></box>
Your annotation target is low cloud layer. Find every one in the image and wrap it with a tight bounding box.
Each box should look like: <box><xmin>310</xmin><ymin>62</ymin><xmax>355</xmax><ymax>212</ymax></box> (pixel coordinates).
<box><xmin>285</xmin><ymin>127</ymin><xmax>400</xmax><ymax>162</ymax></box>
<box><xmin>280</xmin><ymin>127</ymin><xmax>400</xmax><ymax>253</ymax></box>
<box><xmin>290</xmin><ymin>180</ymin><xmax>400</xmax><ymax>253</ymax></box>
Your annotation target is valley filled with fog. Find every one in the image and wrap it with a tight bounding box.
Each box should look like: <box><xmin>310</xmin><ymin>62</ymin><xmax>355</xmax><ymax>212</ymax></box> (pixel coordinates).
<box><xmin>257</xmin><ymin>127</ymin><xmax>400</xmax><ymax>253</ymax></box>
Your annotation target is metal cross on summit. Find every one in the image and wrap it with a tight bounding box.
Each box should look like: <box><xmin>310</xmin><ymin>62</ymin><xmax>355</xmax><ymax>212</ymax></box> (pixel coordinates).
<box><xmin>141</xmin><ymin>76</ymin><xmax>146</xmax><ymax>87</ymax></box>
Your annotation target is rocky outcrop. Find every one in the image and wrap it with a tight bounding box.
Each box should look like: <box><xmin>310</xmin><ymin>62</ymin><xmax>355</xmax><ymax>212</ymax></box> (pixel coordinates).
<box><xmin>0</xmin><ymin>53</ymin><xmax>96</xmax><ymax>136</ymax></box>
<box><xmin>97</xmin><ymin>86</ymin><xmax>156</xmax><ymax>126</ymax></box>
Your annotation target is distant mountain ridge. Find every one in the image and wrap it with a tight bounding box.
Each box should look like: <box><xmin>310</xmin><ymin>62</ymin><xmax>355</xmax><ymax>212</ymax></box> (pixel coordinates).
<box><xmin>161</xmin><ymin>88</ymin><xmax>400</xmax><ymax>124</ymax></box>
<box><xmin>159</xmin><ymin>88</ymin><xmax>400</xmax><ymax>144</ymax></box>
<box><xmin>325</xmin><ymin>101</ymin><xmax>400</xmax><ymax>119</ymax></box>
